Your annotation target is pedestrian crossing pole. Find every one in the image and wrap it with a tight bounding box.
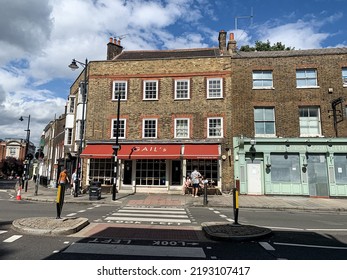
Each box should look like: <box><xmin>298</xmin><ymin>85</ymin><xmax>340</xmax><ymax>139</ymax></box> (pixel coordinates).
<box><xmin>233</xmin><ymin>179</ymin><xmax>240</xmax><ymax>225</ymax></box>
<box><xmin>112</xmin><ymin>91</ymin><xmax>121</xmax><ymax>201</ymax></box>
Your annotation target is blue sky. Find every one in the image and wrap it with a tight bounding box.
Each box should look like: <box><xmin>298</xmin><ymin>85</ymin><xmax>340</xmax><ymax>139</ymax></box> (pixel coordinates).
<box><xmin>1</xmin><ymin>0</ymin><xmax>346</xmax><ymax>147</ymax></box>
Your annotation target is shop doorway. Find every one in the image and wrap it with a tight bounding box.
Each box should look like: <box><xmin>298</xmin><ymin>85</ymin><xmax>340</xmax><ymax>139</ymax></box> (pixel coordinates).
<box><xmin>171</xmin><ymin>160</ymin><xmax>181</xmax><ymax>185</ymax></box>
<box><xmin>123</xmin><ymin>160</ymin><xmax>132</xmax><ymax>185</ymax></box>
<box><xmin>247</xmin><ymin>161</ymin><xmax>262</xmax><ymax>195</ymax></box>
<box><xmin>307</xmin><ymin>154</ymin><xmax>329</xmax><ymax>197</ymax></box>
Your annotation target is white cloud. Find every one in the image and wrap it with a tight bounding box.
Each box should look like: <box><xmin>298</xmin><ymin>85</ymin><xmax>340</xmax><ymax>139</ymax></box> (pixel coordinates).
<box><xmin>0</xmin><ymin>0</ymin><xmax>346</xmax><ymax>147</ymax></box>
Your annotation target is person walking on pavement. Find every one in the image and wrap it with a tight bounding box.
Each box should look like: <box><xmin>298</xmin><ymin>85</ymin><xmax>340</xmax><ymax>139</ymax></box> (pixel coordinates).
<box><xmin>191</xmin><ymin>167</ymin><xmax>202</xmax><ymax>197</ymax></box>
<box><xmin>58</xmin><ymin>168</ymin><xmax>70</xmax><ymax>189</ymax></box>
<box><xmin>70</xmin><ymin>169</ymin><xmax>77</xmax><ymax>195</ymax></box>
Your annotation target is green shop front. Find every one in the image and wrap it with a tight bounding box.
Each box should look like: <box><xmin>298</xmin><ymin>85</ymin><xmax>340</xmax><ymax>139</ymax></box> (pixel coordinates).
<box><xmin>233</xmin><ymin>137</ymin><xmax>347</xmax><ymax>197</ymax></box>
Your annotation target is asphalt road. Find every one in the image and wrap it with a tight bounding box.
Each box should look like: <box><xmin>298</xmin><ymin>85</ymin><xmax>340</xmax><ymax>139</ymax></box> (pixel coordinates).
<box><xmin>1</xmin><ymin>196</ymin><xmax>347</xmax><ymax>260</ymax></box>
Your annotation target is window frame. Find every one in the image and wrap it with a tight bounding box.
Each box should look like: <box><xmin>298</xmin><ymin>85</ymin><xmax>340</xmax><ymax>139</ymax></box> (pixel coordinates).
<box><xmin>174</xmin><ymin>79</ymin><xmax>190</xmax><ymax>100</ymax></box>
<box><xmin>111</xmin><ymin>118</ymin><xmax>126</xmax><ymax>139</ymax></box>
<box><xmin>174</xmin><ymin>118</ymin><xmax>190</xmax><ymax>138</ymax></box>
<box><xmin>296</xmin><ymin>69</ymin><xmax>319</xmax><ymax>88</ymax></box>
<box><xmin>254</xmin><ymin>107</ymin><xmax>276</xmax><ymax>137</ymax></box>
<box><xmin>142</xmin><ymin>118</ymin><xmax>158</xmax><ymax>138</ymax></box>
<box><xmin>252</xmin><ymin>70</ymin><xmax>274</xmax><ymax>89</ymax></box>
<box><xmin>342</xmin><ymin>67</ymin><xmax>347</xmax><ymax>87</ymax></box>
<box><xmin>207</xmin><ymin>78</ymin><xmax>223</xmax><ymax>99</ymax></box>
<box><xmin>207</xmin><ymin>117</ymin><xmax>223</xmax><ymax>138</ymax></box>
<box><xmin>65</xmin><ymin>128</ymin><xmax>73</xmax><ymax>145</ymax></box>
<box><xmin>143</xmin><ymin>80</ymin><xmax>159</xmax><ymax>100</ymax></box>
<box><xmin>299</xmin><ymin>106</ymin><xmax>322</xmax><ymax>137</ymax></box>
<box><xmin>112</xmin><ymin>80</ymin><xmax>128</xmax><ymax>101</ymax></box>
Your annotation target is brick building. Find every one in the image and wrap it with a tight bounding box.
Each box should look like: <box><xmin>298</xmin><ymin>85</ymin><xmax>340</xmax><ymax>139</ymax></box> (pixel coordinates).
<box><xmin>66</xmin><ymin>30</ymin><xmax>347</xmax><ymax>197</ymax></box>
<box><xmin>231</xmin><ymin>48</ymin><xmax>347</xmax><ymax>197</ymax></box>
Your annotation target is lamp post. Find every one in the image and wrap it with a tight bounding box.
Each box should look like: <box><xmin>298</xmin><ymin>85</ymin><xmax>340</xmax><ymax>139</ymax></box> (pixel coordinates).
<box><xmin>112</xmin><ymin>91</ymin><xmax>121</xmax><ymax>201</ymax></box>
<box><xmin>69</xmin><ymin>58</ymin><xmax>88</xmax><ymax>197</ymax></box>
<box><xmin>19</xmin><ymin>115</ymin><xmax>31</xmax><ymax>192</ymax></box>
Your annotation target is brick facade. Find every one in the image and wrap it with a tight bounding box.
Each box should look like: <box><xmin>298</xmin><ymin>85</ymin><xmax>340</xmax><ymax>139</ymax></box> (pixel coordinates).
<box><xmin>67</xmin><ymin>31</ymin><xmax>347</xmax><ymax>195</ymax></box>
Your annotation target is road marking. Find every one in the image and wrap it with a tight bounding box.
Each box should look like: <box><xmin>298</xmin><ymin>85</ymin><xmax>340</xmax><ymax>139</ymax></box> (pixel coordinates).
<box><xmin>63</xmin><ymin>243</ymin><xmax>206</xmax><ymax>258</ymax></box>
<box><xmin>259</xmin><ymin>242</ymin><xmax>275</xmax><ymax>251</ymax></box>
<box><xmin>3</xmin><ymin>235</ymin><xmax>22</xmax><ymax>243</ymax></box>
<box><xmin>119</xmin><ymin>209</ymin><xmax>186</xmax><ymax>214</ymax></box>
<box><xmin>274</xmin><ymin>242</ymin><xmax>347</xmax><ymax>250</ymax></box>
<box><xmin>105</xmin><ymin>216</ymin><xmax>192</xmax><ymax>223</ymax></box>
<box><xmin>66</xmin><ymin>213</ymin><xmax>77</xmax><ymax>216</ymax></box>
<box><xmin>0</xmin><ymin>230</ymin><xmax>7</xmax><ymax>235</ymax></box>
<box><xmin>115</xmin><ymin>213</ymin><xmax>189</xmax><ymax>218</ymax></box>
<box><xmin>106</xmin><ymin>206</ymin><xmax>192</xmax><ymax>224</ymax></box>
<box><xmin>78</xmin><ymin>210</ymin><xmax>86</xmax><ymax>213</ymax></box>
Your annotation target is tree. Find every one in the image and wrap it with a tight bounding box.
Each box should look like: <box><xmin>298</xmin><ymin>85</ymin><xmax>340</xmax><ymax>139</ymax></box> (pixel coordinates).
<box><xmin>0</xmin><ymin>157</ymin><xmax>24</xmax><ymax>177</ymax></box>
<box><xmin>239</xmin><ymin>40</ymin><xmax>294</xmax><ymax>52</ymax></box>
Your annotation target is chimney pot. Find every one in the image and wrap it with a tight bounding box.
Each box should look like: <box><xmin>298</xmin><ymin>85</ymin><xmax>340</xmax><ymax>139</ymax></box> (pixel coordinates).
<box><xmin>229</xmin><ymin>33</ymin><xmax>234</xmax><ymax>40</ymax></box>
<box><xmin>109</xmin><ymin>37</ymin><xmax>113</xmax><ymax>43</ymax></box>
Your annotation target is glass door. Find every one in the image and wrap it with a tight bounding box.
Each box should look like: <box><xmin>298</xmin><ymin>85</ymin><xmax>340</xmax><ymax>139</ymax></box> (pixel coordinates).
<box><xmin>307</xmin><ymin>154</ymin><xmax>329</xmax><ymax>197</ymax></box>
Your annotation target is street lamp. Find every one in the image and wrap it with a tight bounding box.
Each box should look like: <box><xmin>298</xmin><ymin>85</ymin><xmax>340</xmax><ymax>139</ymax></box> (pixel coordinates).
<box><xmin>19</xmin><ymin>115</ymin><xmax>31</xmax><ymax>192</ymax></box>
<box><xmin>69</xmin><ymin>58</ymin><xmax>88</xmax><ymax>197</ymax></box>
<box><xmin>112</xmin><ymin>91</ymin><xmax>121</xmax><ymax>201</ymax></box>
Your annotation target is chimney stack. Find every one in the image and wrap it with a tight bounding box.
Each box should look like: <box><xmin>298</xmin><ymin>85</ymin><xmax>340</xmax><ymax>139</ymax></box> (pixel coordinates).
<box><xmin>107</xmin><ymin>37</ymin><xmax>124</xmax><ymax>60</ymax></box>
<box><xmin>227</xmin><ymin>33</ymin><xmax>237</xmax><ymax>54</ymax></box>
<box><xmin>218</xmin><ymin>30</ymin><xmax>227</xmax><ymax>53</ymax></box>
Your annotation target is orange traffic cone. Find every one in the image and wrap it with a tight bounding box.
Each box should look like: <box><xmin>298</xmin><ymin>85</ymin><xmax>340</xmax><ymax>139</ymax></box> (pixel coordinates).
<box><xmin>16</xmin><ymin>187</ymin><xmax>21</xmax><ymax>200</ymax></box>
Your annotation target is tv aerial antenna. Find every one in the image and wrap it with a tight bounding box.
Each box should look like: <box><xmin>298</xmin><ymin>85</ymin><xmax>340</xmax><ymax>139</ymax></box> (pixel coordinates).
<box><xmin>234</xmin><ymin>7</ymin><xmax>254</xmax><ymax>43</ymax></box>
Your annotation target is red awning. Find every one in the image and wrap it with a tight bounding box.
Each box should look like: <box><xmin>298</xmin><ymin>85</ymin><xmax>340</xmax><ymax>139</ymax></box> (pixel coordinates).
<box><xmin>183</xmin><ymin>144</ymin><xmax>219</xmax><ymax>159</ymax></box>
<box><xmin>81</xmin><ymin>144</ymin><xmax>182</xmax><ymax>159</ymax></box>
<box><xmin>80</xmin><ymin>145</ymin><xmax>113</xmax><ymax>158</ymax></box>
<box><xmin>118</xmin><ymin>144</ymin><xmax>181</xmax><ymax>159</ymax></box>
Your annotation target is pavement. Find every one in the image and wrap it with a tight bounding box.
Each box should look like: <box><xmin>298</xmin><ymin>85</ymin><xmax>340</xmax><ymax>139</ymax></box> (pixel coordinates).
<box><xmin>10</xmin><ymin>180</ymin><xmax>347</xmax><ymax>241</ymax></box>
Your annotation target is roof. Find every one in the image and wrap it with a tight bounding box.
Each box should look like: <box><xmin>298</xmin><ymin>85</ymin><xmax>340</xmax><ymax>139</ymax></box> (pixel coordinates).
<box><xmin>234</xmin><ymin>47</ymin><xmax>347</xmax><ymax>59</ymax></box>
<box><xmin>114</xmin><ymin>48</ymin><xmax>222</xmax><ymax>60</ymax></box>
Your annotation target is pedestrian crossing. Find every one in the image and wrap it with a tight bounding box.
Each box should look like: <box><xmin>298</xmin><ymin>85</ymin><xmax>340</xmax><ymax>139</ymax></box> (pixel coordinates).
<box><xmin>105</xmin><ymin>206</ymin><xmax>192</xmax><ymax>225</ymax></box>
<box><xmin>0</xmin><ymin>230</ymin><xmax>23</xmax><ymax>243</ymax></box>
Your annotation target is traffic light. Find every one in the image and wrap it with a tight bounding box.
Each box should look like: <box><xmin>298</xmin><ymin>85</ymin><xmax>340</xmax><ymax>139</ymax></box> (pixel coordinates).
<box><xmin>35</xmin><ymin>150</ymin><xmax>44</xmax><ymax>159</ymax></box>
<box><xmin>27</xmin><ymin>153</ymin><xmax>34</xmax><ymax>160</ymax></box>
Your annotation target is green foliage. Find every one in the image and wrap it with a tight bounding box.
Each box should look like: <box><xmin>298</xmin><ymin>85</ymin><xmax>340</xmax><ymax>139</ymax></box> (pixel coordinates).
<box><xmin>239</xmin><ymin>40</ymin><xmax>294</xmax><ymax>52</ymax></box>
<box><xmin>0</xmin><ymin>157</ymin><xmax>24</xmax><ymax>177</ymax></box>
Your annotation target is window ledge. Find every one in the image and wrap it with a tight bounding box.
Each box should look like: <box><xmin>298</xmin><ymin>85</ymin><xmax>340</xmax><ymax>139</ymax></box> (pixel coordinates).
<box><xmin>252</xmin><ymin>87</ymin><xmax>275</xmax><ymax>90</ymax></box>
<box><xmin>296</xmin><ymin>86</ymin><xmax>320</xmax><ymax>89</ymax></box>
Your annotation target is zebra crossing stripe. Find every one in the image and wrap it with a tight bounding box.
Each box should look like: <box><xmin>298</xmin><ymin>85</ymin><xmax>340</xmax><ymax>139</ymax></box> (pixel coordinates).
<box><xmin>105</xmin><ymin>206</ymin><xmax>191</xmax><ymax>224</ymax></box>
<box><xmin>3</xmin><ymin>235</ymin><xmax>22</xmax><ymax>243</ymax></box>
<box><xmin>105</xmin><ymin>216</ymin><xmax>192</xmax><ymax>223</ymax></box>
<box><xmin>0</xmin><ymin>230</ymin><xmax>7</xmax><ymax>235</ymax></box>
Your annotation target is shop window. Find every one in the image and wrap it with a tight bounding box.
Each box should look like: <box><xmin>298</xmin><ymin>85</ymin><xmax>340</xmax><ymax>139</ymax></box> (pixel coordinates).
<box><xmin>88</xmin><ymin>158</ymin><xmax>114</xmax><ymax>185</ymax></box>
<box><xmin>270</xmin><ymin>154</ymin><xmax>300</xmax><ymax>183</ymax></box>
<box><xmin>334</xmin><ymin>154</ymin><xmax>347</xmax><ymax>184</ymax></box>
<box><xmin>186</xmin><ymin>159</ymin><xmax>218</xmax><ymax>183</ymax></box>
<box><xmin>135</xmin><ymin>159</ymin><xmax>166</xmax><ymax>186</ymax></box>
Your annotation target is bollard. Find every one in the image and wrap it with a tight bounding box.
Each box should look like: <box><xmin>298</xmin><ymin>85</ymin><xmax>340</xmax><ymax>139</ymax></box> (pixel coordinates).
<box><xmin>203</xmin><ymin>182</ymin><xmax>208</xmax><ymax>206</ymax></box>
<box><xmin>233</xmin><ymin>179</ymin><xmax>240</xmax><ymax>225</ymax></box>
<box><xmin>55</xmin><ymin>184</ymin><xmax>65</xmax><ymax>219</ymax></box>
